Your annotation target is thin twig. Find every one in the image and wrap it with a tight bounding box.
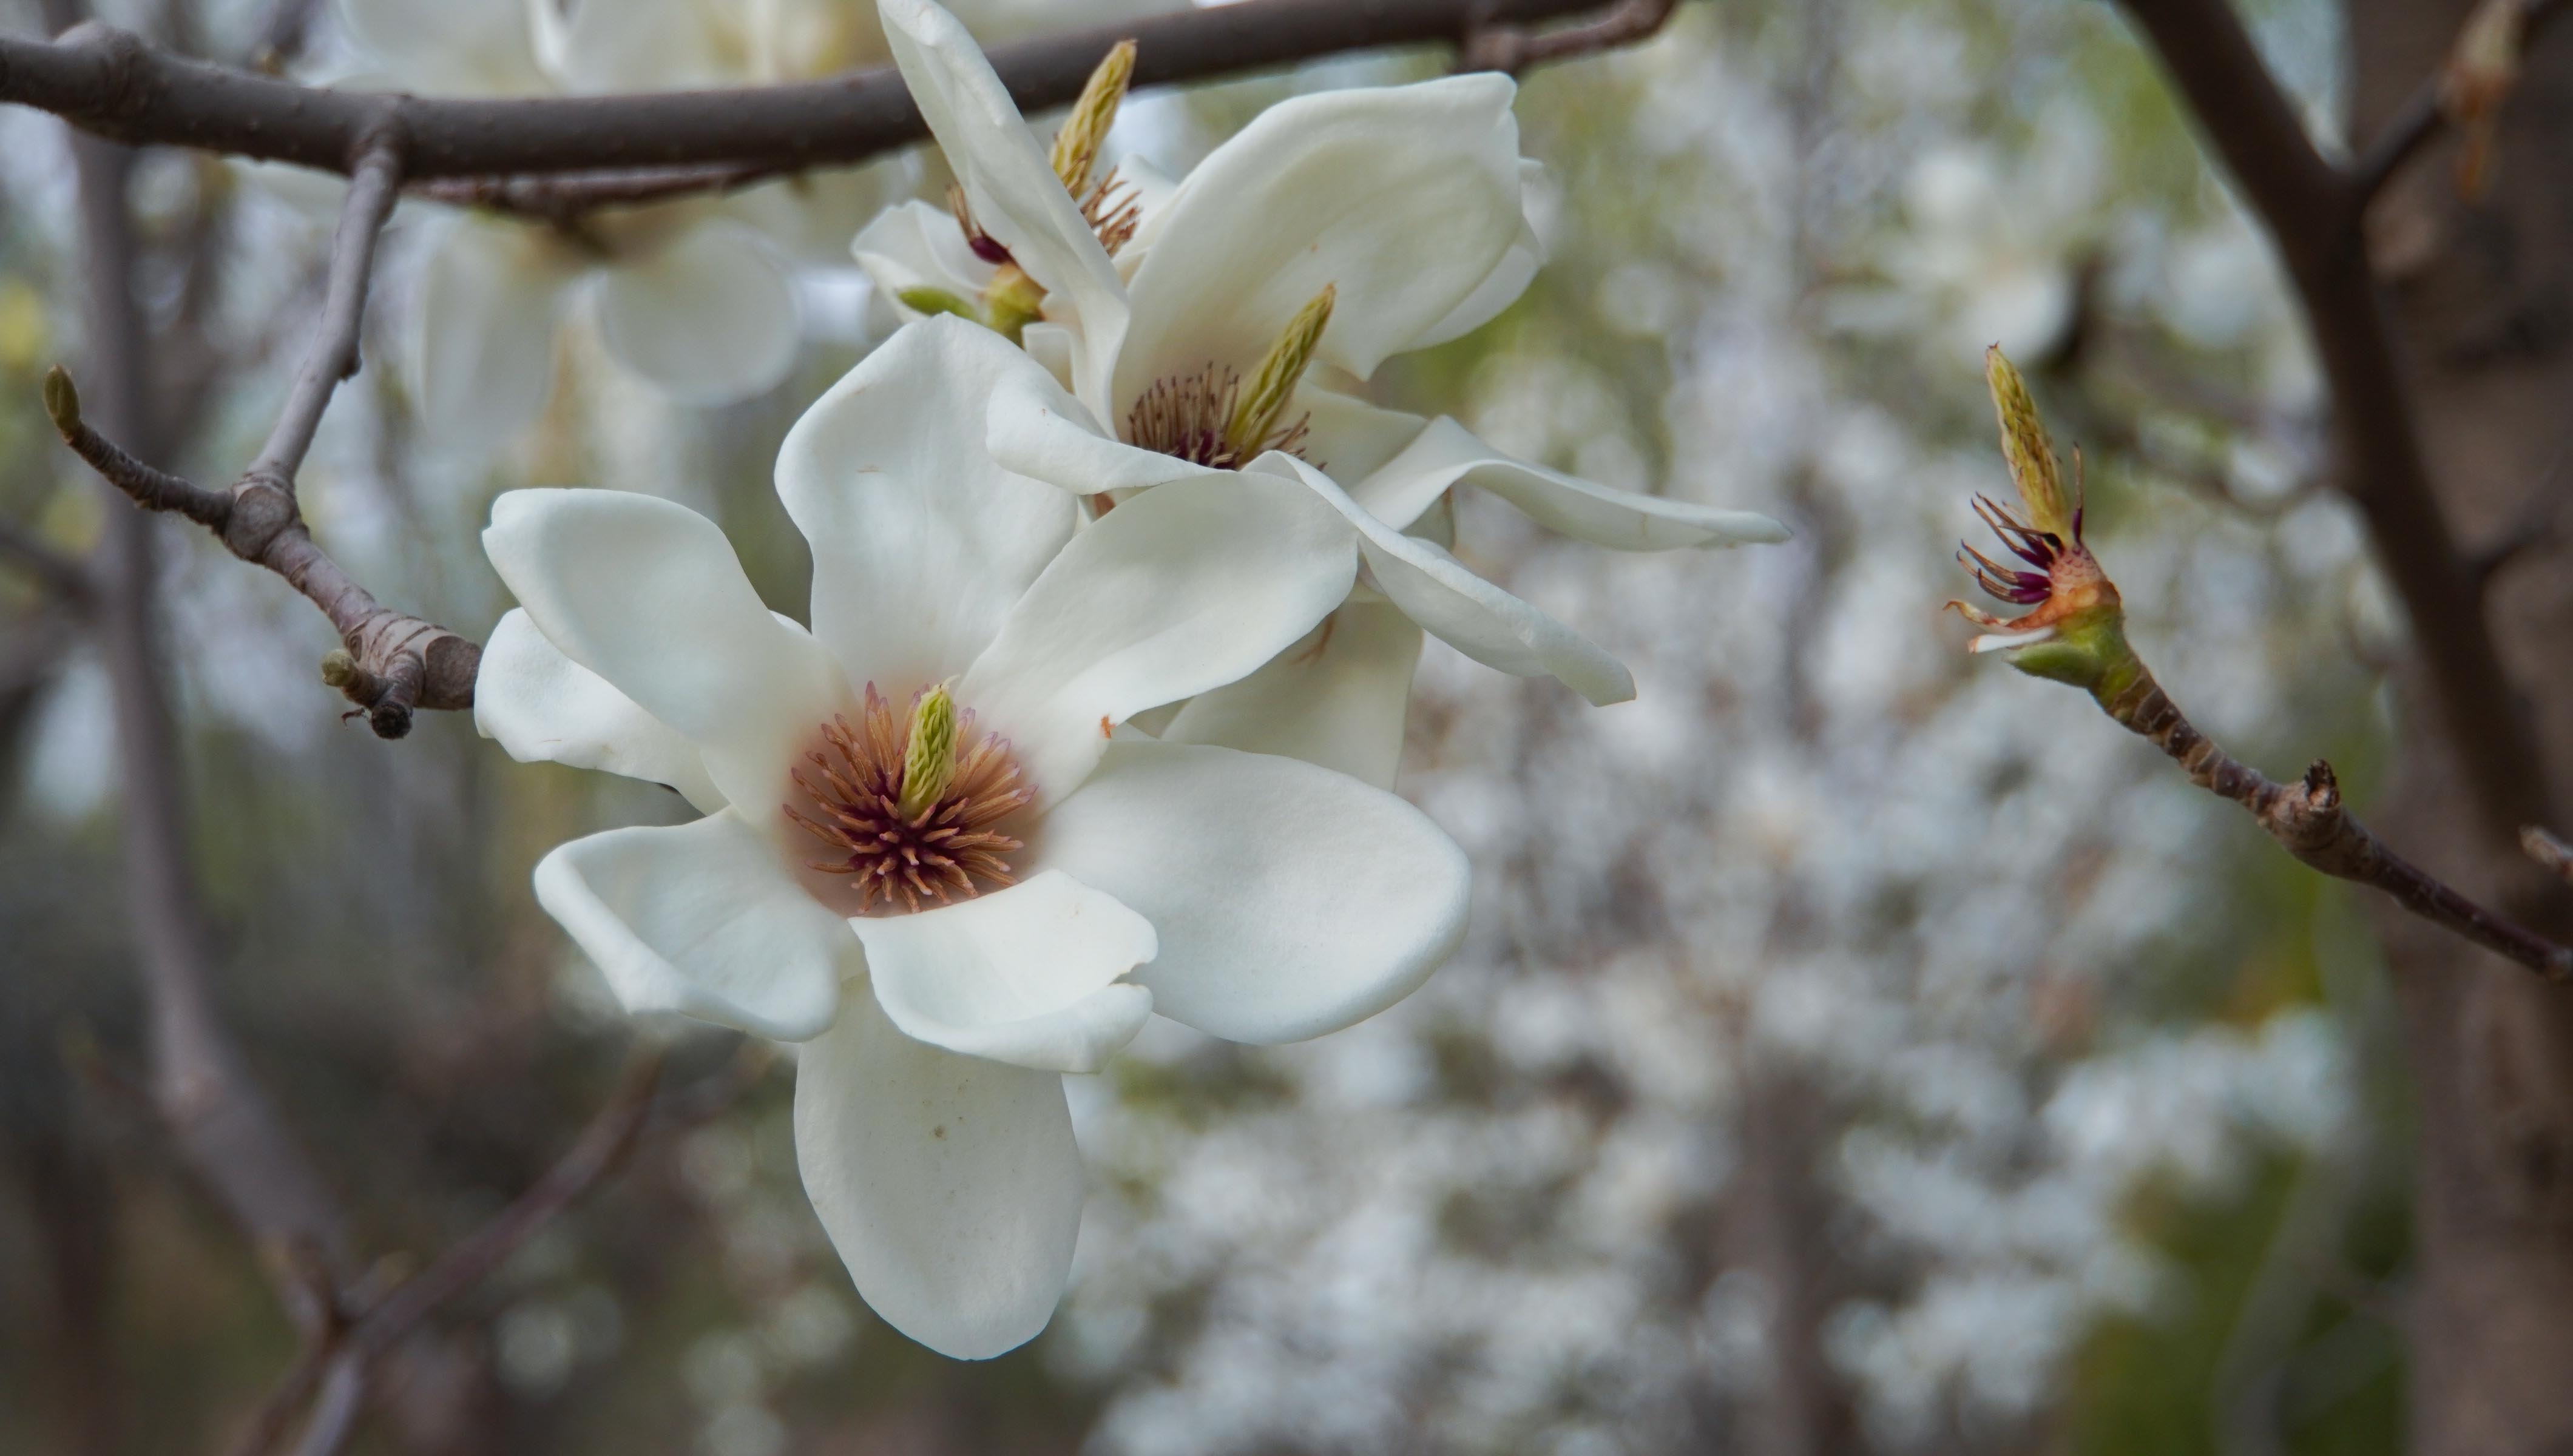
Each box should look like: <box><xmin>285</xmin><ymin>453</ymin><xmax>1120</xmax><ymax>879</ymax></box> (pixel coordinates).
<box><xmin>2349</xmin><ymin>0</ymin><xmax>2570</xmax><ymax>205</ymax></box>
<box><xmin>1459</xmin><ymin>0</ymin><xmax>1681</xmax><ymax>74</ymax></box>
<box><xmin>409</xmin><ymin>161</ymin><xmax>789</xmax><ymax>221</ymax></box>
<box><xmin>44</xmin><ymin>136</ymin><xmax>478</xmax><ymax>738</ymax></box>
<box><xmin>2101</xmin><ymin>670</ymin><xmax>2570</xmax><ymax>978</ymax></box>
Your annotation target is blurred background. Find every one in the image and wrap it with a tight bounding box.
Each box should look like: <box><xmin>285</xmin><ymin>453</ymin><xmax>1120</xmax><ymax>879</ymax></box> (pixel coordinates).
<box><xmin>0</xmin><ymin>0</ymin><xmax>2444</xmax><ymax>1450</ymax></box>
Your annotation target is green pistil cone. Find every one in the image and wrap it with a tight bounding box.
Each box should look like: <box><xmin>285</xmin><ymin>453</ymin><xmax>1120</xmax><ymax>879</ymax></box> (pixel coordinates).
<box><xmin>1984</xmin><ymin>346</ymin><xmax>2073</xmax><ymax>538</ymax></box>
<box><xmin>1225</xmin><ymin>283</ymin><xmax>1335</xmax><ymax>460</ymax></box>
<box><xmin>898</xmin><ymin>685</ymin><xmax>960</xmax><ymax>820</ymax></box>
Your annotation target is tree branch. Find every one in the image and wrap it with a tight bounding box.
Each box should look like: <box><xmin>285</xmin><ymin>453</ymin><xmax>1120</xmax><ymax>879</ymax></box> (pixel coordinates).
<box><xmin>44</xmin><ymin>135</ymin><xmax>476</xmax><ymax>737</ymax></box>
<box><xmin>2113</xmin><ymin>0</ymin><xmax>2552</xmax><ymax>839</ymax></box>
<box><xmin>1</xmin><ymin>0</ymin><xmax>1626</xmax><ymax>181</ymax></box>
<box><xmin>2348</xmin><ymin>0</ymin><xmax>2569</xmax><ymax>206</ymax></box>
<box><xmin>1457</xmin><ymin>0</ymin><xmax>1682</xmax><ymax>74</ymax></box>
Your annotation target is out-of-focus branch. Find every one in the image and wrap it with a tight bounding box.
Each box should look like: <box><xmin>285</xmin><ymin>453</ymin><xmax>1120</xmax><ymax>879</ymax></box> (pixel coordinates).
<box><xmin>62</xmin><ymin>113</ymin><xmax>353</xmax><ymax>1331</ymax></box>
<box><xmin>0</xmin><ymin>0</ymin><xmax>1634</xmax><ymax>181</ymax></box>
<box><xmin>2113</xmin><ymin>0</ymin><xmax>2553</xmax><ymax>840</ymax></box>
<box><xmin>407</xmin><ymin>161</ymin><xmax>788</xmax><ymax>221</ymax></box>
<box><xmin>0</xmin><ymin>519</ymin><xmax>92</xmax><ymax>601</ymax></box>
<box><xmin>45</xmin><ymin>137</ymin><xmax>478</xmax><ymax>737</ymax></box>
<box><xmin>1457</xmin><ymin>0</ymin><xmax>1681</xmax><ymax>74</ymax></box>
<box><xmin>2350</xmin><ymin>0</ymin><xmax>2568</xmax><ymax>204</ymax></box>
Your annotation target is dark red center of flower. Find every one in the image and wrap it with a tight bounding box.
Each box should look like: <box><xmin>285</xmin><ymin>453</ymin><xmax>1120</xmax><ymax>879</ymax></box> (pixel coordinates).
<box><xmin>1959</xmin><ymin>493</ymin><xmax>2085</xmax><ymax>608</ymax></box>
<box><xmin>783</xmin><ymin>686</ymin><xmax>1033</xmax><ymax>915</ymax></box>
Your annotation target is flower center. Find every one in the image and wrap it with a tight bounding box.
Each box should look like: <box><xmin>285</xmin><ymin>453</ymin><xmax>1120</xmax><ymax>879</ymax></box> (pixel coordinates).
<box><xmin>1123</xmin><ymin>283</ymin><xmax>1337</xmax><ymax>471</ymax></box>
<box><xmin>783</xmin><ymin>684</ymin><xmax>1033</xmax><ymax>915</ymax></box>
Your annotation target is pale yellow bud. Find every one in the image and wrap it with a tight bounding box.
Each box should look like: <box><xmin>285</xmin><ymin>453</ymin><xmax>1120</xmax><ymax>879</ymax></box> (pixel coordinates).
<box><xmin>1984</xmin><ymin>346</ymin><xmax>2073</xmax><ymax>539</ymax></box>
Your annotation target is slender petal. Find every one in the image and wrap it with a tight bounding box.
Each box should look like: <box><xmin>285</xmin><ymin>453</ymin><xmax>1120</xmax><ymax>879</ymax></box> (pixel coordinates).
<box><xmin>1037</xmin><ymin>740</ymin><xmax>1469</xmax><ymax>1044</ymax></box>
<box><xmin>594</xmin><ymin>219</ymin><xmax>801</xmax><ymax>406</ymax></box>
<box><xmin>1114</xmin><ymin>76</ymin><xmax>1524</xmax><ymax>417</ymax></box>
<box><xmin>794</xmin><ymin>985</ymin><xmax>1084</xmax><ymax>1360</ymax></box>
<box><xmin>853</xmin><ymin>871</ymin><xmax>1155</xmax><ymax>1074</ymax></box>
<box><xmin>1351</xmin><ymin>416</ymin><xmax>1792</xmax><ymax>546</ymax></box>
<box><xmin>476</xmin><ymin>608</ymin><xmax>725</xmax><ymax>812</ymax></box>
<box><xmin>958</xmin><ymin>471</ymin><xmax>1358</xmax><ymax>807</ymax></box>
<box><xmin>1255</xmin><ymin>456</ymin><xmax>1635</xmax><ymax>706</ymax></box>
<box><xmin>1297</xmin><ymin>387</ymin><xmax>1433</xmax><ymax>488</ymax></box>
<box><xmin>984</xmin><ymin>372</ymin><xmax>1216</xmax><ymax>497</ymax></box>
<box><xmin>777</xmin><ymin>317</ymin><xmax>1080</xmax><ymax>692</ymax></box>
<box><xmin>411</xmin><ymin>217</ymin><xmax>578</xmax><ymax>447</ymax></box>
<box><xmin>877</xmin><ymin>0</ymin><xmax>1129</xmax><ymax>414</ymax></box>
<box><xmin>1407</xmin><ymin>158</ymin><xmax>1548</xmax><ymax>350</ymax></box>
<box><xmin>534</xmin><ymin>811</ymin><xmax>851</xmax><ymax>1041</ymax></box>
<box><xmin>484</xmin><ymin>490</ymin><xmax>851</xmax><ymax>810</ymax></box>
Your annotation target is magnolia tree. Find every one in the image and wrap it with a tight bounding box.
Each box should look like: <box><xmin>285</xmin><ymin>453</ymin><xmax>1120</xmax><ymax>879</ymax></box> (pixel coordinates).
<box><xmin>0</xmin><ymin>0</ymin><xmax>2568</xmax><ymax>1451</ymax></box>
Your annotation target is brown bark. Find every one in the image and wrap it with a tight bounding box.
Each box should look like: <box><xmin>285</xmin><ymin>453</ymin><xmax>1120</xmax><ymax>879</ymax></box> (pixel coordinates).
<box><xmin>2347</xmin><ymin>2</ymin><xmax>2573</xmax><ymax>1450</ymax></box>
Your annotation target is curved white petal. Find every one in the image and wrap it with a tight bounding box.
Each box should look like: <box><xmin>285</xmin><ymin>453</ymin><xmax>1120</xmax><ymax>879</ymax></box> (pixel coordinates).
<box><xmin>594</xmin><ymin>220</ymin><xmax>800</xmax><ymax>406</ymax></box>
<box><xmin>1114</xmin><ymin>76</ymin><xmax>1523</xmax><ymax>416</ymax></box>
<box><xmin>411</xmin><ymin>217</ymin><xmax>578</xmax><ymax>447</ymax></box>
<box><xmin>777</xmin><ymin>316</ymin><xmax>1080</xmax><ymax>692</ymax></box>
<box><xmin>1299</xmin><ymin>388</ymin><xmax>1430</xmax><ymax>488</ymax></box>
<box><xmin>958</xmin><ymin>470</ymin><xmax>1357</xmax><ymax>807</ymax></box>
<box><xmin>339</xmin><ymin>0</ymin><xmax>549</xmax><ymax>93</ymax></box>
<box><xmin>879</xmin><ymin>0</ymin><xmax>1129</xmax><ymax>414</ymax></box>
<box><xmin>484</xmin><ymin>490</ymin><xmax>851</xmax><ymax>809</ymax></box>
<box><xmin>1354</xmin><ymin>416</ymin><xmax>1792</xmax><ymax>546</ymax></box>
<box><xmin>1408</xmin><ymin>157</ymin><xmax>1549</xmax><ymax>350</ymax></box>
<box><xmin>534</xmin><ymin>811</ymin><xmax>851</xmax><ymax>1041</ymax></box>
<box><xmin>854</xmin><ymin>871</ymin><xmax>1155</xmax><ymax>1073</ymax></box>
<box><xmin>476</xmin><ymin>608</ymin><xmax>725</xmax><ymax>812</ymax></box>
<box><xmin>794</xmin><ymin>985</ymin><xmax>1083</xmax><ymax>1360</ymax></box>
<box><xmin>984</xmin><ymin>376</ymin><xmax>1214</xmax><ymax>497</ymax></box>
<box><xmin>851</xmin><ymin>197</ymin><xmax>998</xmax><ymax>318</ymax></box>
<box><xmin>1036</xmin><ymin>740</ymin><xmax>1469</xmax><ymax>1044</ymax></box>
<box><xmin>1257</xmin><ymin>455</ymin><xmax>1634</xmax><ymax>706</ymax></box>
<box><xmin>1162</xmin><ymin>601</ymin><xmax>1422</xmax><ymax>790</ymax></box>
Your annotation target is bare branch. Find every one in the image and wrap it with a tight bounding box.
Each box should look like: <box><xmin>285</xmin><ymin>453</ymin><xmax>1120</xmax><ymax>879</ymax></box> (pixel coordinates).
<box><xmin>44</xmin><ymin>135</ymin><xmax>476</xmax><ymax>737</ymax></box>
<box><xmin>2114</xmin><ymin>0</ymin><xmax>2553</xmax><ymax>839</ymax></box>
<box><xmin>0</xmin><ymin>0</ymin><xmax>1623</xmax><ymax>180</ymax></box>
<box><xmin>2103</xmin><ymin>673</ymin><xmax>2571</xmax><ymax>979</ymax></box>
<box><xmin>1458</xmin><ymin>0</ymin><xmax>1681</xmax><ymax>74</ymax></box>
<box><xmin>407</xmin><ymin>161</ymin><xmax>788</xmax><ymax>221</ymax></box>
<box><xmin>2351</xmin><ymin>0</ymin><xmax>2569</xmax><ymax>205</ymax></box>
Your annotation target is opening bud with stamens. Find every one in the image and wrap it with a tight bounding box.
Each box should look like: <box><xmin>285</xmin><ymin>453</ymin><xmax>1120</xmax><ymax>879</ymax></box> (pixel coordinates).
<box><xmin>1223</xmin><ymin>283</ymin><xmax>1336</xmax><ymax>463</ymax></box>
<box><xmin>1050</xmin><ymin>40</ymin><xmax>1137</xmax><ymax>200</ymax></box>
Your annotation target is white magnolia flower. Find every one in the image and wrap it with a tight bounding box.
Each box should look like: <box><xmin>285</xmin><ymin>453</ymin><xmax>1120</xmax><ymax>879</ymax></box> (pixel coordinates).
<box><xmin>476</xmin><ymin>315</ymin><xmax>1471</xmax><ymax>1358</ymax></box>
<box><xmin>854</xmin><ymin>0</ymin><xmax>1789</xmax><ymax>786</ymax></box>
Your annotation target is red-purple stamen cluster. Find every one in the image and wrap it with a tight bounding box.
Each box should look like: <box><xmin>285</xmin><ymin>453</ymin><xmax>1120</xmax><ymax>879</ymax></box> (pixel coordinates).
<box><xmin>1959</xmin><ymin>494</ymin><xmax>2083</xmax><ymax>608</ymax></box>
<box><xmin>1123</xmin><ymin>364</ymin><xmax>1312</xmax><ymax>471</ymax></box>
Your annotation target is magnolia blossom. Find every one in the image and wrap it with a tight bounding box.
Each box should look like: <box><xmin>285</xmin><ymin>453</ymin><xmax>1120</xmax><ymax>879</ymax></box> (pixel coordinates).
<box><xmin>475</xmin><ymin>315</ymin><xmax>1471</xmax><ymax>1358</ymax></box>
<box><xmin>854</xmin><ymin>0</ymin><xmax>1788</xmax><ymax>786</ymax></box>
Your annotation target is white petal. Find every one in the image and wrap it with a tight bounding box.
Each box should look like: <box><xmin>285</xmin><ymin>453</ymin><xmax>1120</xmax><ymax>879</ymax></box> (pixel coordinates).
<box><xmin>1352</xmin><ymin>415</ymin><xmax>1792</xmax><ymax>546</ymax></box>
<box><xmin>476</xmin><ymin>608</ymin><xmax>725</xmax><ymax>812</ymax></box>
<box><xmin>1257</xmin><ymin>455</ymin><xmax>1634</xmax><ymax>706</ymax></box>
<box><xmin>1299</xmin><ymin>388</ymin><xmax>1431</xmax><ymax>488</ymax></box>
<box><xmin>594</xmin><ymin>219</ymin><xmax>800</xmax><ymax>406</ymax></box>
<box><xmin>483</xmin><ymin>490</ymin><xmax>851</xmax><ymax>809</ymax></box>
<box><xmin>984</xmin><ymin>377</ymin><xmax>1214</xmax><ymax>497</ymax></box>
<box><xmin>411</xmin><ymin>217</ymin><xmax>577</xmax><ymax>447</ymax></box>
<box><xmin>1161</xmin><ymin>601</ymin><xmax>1422</xmax><ymax>790</ymax></box>
<box><xmin>851</xmin><ymin>197</ymin><xmax>997</xmax><ymax>318</ymax></box>
<box><xmin>1407</xmin><ymin>157</ymin><xmax>1548</xmax><ymax>350</ymax></box>
<box><xmin>1969</xmin><ymin>625</ymin><xmax>2057</xmax><ymax>653</ymax></box>
<box><xmin>878</xmin><ymin>0</ymin><xmax>1129</xmax><ymax>414</ymax></box>
<box><xmin>854</xmin><ymin>871</ymin><xmax>1155</xmax><ymax>1073</ymax></box>
<box><xmin>794</xmin><ymin>985</ymin><xmax>1082</xmax><ymax>1360</ymax></box>
<box><xmin>958</xmin><ymin>470</ymin><xmax>1357</xmax><ymax>807</ymax></box>
<box><xmin>776</xmin><ymin>316</ymin><xmax>1080</xmax><ymax>692</ymax></box>
<box><xmin>534</xmin><ymin>810</ymin><xmax>851</xmax><ymax>1040</ymax></box>
<box><xmin>338</xmin><ymin>0</ymin><xmax>548</xmax><ymax>93</ymax></box>
<box><xmin>1037</xmin><ymin>740</ymin><xmax>1469</xmax><ymax>1044</ymax></box>
<box><xmin>1114</xmin><ymin>76</ymin><xmax>1524</xmax><ymax>416</ymax></box>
